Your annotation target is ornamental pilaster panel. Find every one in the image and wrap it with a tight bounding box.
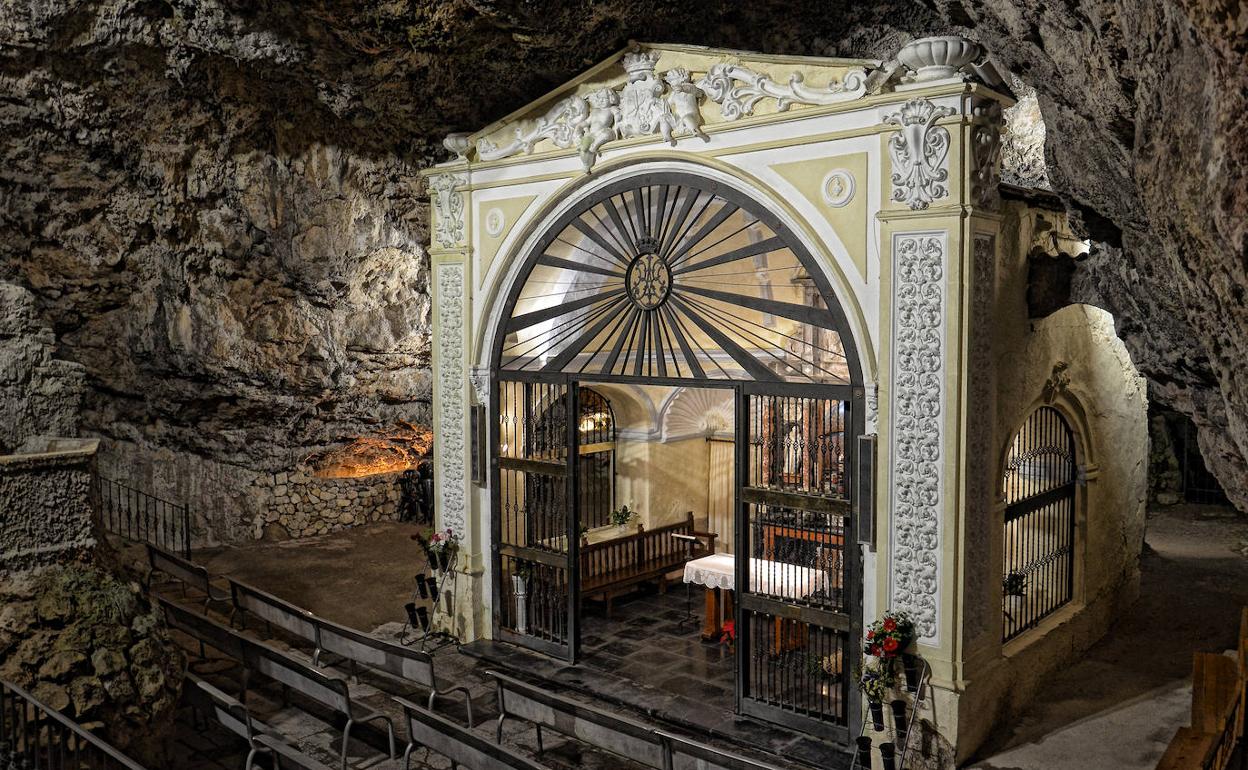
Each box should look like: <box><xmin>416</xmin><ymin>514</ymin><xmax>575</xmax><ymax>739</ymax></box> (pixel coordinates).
<box><xmin>888</xmin><ymin>230</ymin><xmax>949</xmax><ymax>643</ymax></box>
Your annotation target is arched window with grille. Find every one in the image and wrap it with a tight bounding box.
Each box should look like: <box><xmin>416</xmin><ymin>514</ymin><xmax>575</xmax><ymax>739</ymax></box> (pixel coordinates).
<box><xmin>1002</xmin><ymin>406</ymin><xmax>1078</xmax><ymax>641</ymax></box>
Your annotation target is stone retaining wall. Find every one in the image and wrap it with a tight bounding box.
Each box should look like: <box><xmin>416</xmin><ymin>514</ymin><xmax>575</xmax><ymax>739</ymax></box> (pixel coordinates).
<box><xmin>249</xmin><ymin>468</ymin><xmax>403</xmax><ymax>539</ymax></box>
<box><xmin>0</xmin><ymin>438</ymin><xmax>99</xmax><ymax>573</ymax></box>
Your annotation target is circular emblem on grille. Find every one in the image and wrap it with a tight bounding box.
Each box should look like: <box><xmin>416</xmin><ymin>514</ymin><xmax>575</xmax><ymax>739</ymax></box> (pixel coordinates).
<box><xmin>626</xmin><ymin>243</ymin><xmax>671</xmax><ymax>311</ymax></box>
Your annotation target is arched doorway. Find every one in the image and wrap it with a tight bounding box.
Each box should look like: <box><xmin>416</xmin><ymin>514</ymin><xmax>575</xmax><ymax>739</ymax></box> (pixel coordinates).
<box><xmin>489</xmin><ymin>170</ymin><xmax>864</xmax><ymax>740</ymax></box>
<box><xmin>1001</xmin><ymin>405</ymin><xmax>1078</xmax><ymax>641</ymax></box>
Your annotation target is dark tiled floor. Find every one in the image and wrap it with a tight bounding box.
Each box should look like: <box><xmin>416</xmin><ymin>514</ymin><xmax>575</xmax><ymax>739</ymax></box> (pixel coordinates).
<box><xmin>579</xmin><ymin>587</ymin><xmax>735</xmax><ymax>713</ymax></box>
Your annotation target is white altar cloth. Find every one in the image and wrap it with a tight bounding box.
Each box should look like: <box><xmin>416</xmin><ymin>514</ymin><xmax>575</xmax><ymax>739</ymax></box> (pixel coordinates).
<box><xmin>683</xmin><ymin>553</ymin><xmax>825</xmax><ymax>600</ymax></box>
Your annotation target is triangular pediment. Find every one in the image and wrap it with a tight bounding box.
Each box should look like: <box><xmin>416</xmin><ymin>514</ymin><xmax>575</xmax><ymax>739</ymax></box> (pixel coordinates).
<box><xmin>446</xmin><ymin>42</ymin><xmax>881</xmax><ymax>169</ymax></box>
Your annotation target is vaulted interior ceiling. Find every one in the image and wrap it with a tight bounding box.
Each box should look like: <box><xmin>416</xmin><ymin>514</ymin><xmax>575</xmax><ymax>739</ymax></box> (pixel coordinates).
<box><xmin>1</xmin><ymin>1</ymin><xmax>1244</xmax><ymax>508</ymax></box>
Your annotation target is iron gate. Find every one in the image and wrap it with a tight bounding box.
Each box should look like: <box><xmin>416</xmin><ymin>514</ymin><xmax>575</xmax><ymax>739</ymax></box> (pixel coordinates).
<box><xmin>492</xmin><ymin>375</ymin><xmax>580</xmax><ymax>661</ymax></box>
<box><xmin>736</xmin><ymin>383</ymin><xmax>860</xmax><ymax>741</ymax></box>
<box><xmin>1002</xmin><ymin>405</ymin><xmax>1077</xmax><ymax>641</ymax></box>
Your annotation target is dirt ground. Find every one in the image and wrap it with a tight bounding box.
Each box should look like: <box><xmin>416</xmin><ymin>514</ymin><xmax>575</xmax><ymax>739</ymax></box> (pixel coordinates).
<box><xmin>196</xmin><ymin>520</ymin><xmax>428</xmax><ymax>631</ymax></box>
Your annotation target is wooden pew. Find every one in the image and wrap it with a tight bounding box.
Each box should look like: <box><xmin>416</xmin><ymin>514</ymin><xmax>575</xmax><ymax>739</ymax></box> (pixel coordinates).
<box><xmin>146</xmin><ymin>543</ymin><xmax>231</xmax><ymax>614</ymax></box>
<box><xmin>394</xmin><ymin>696</ymin><xmax>549</xmax><ymax>770</ymax></box>
<box><xmin>316</xmin><ymin>617</ymin><xmax>474</xmax><ymax>724</ymax></box>
<box><xmin>654</xmin><ymin>729</ymin><xmax>776</xmax><ymax>770</ymax></box>
<box><xmin>184</xmin><ymin>673</ymin><xmax>335</xmax><ymax>770</ymax></box>
<box><xmin>487</xmin><ymin>669</ymin><xmax>666</xmax><ymax>768</ymax></box>
<box><xmin>579</xmin><ymin>513</ymin><xmax>716</xmax><ymax>616</ymax></box>
<box><xmin>227</xmin><ymin>577</ymin><xmax>472</xmax><ymax>721</ymax></box>
<box><xmin>157</xmin><ymin>596</ymin><xmax>396</xmax><ymax>770</ymax></box>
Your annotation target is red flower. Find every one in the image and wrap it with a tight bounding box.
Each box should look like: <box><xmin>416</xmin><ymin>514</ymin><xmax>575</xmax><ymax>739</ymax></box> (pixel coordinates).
<box><xmin>870</xmin><ymin>643</ymin><xmax>881</xmax><ymax>656</ymax></box>
<box><xmin>883</xmin><ymin>618</ymin><xmax>897</xmax><ymax>632</ymax></box>
<box><xmin>882</xmin><ymin>637</ymin><xmax>899</xmax><ymax>653</ymax></box>
<box><xmin>866</xmin><ymin>630</ymin><xmax>875</xmax><ymax>640</ymax></box>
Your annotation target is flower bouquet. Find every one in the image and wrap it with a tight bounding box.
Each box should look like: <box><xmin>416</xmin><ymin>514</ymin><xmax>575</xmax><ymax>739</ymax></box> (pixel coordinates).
<box><xmin>864</xmin><ymin>609</ymin><xmax>916</xmax><ymax>660</ymax></box>
<box><xmin>415</xmin><ymin>526</ymin><xmax>460</xmax><ymax>572</ymax></box>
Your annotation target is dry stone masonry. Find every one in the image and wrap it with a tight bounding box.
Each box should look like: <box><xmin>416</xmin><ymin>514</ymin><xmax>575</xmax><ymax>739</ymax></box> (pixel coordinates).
<box><xmin>250</xmin><ymin>468</ymin><xmax>403</xmax><ymax>540</ymax></box>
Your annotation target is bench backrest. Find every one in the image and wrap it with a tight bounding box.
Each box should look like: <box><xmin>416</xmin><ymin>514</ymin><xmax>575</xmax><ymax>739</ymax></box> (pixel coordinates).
<box><xmin>580</xmin><ymin>513</ymin><xmax>697</xmax><ymax>582</ymax></box>
<box><xmin>489</xmin><ymin>670</ymin><xmax>666</xmax><ymax>768</ymax></box>
<box><xmin>245</xmin><ymin>642</ymin><xmax>352</xmax><ymax>715</ymax></box>
<box><xmin>317</xmin><ymin>618</ymin><xmax>435</xmax><ymax>687</ymax></box>
<box><xmin>396</xmin><ymin>697</ymin><xmax>548</xmax><ymax>770</ymax></box>
<box><xmin>147</xmin><ymin>544</ymin><xmax>210</xmax><ymax>592</ymax></box>
<box><xmin>655</xmin><ymin>731</ymin><xmax>776</xmax><ymax>770</ymax></box>
<box><xmin>229</xmin><ymin>579</ymin><xmax>319</xmax><ymax>642</ymax></box>
<box><xmin>158</xmin><ymin>596</ymin><xmax>247</xmax><ymax>661</ymax></box>
<box><xmin>184</xmin><ymin>674</ymin><xmax>252</xmax><ymax>740</ymax></box>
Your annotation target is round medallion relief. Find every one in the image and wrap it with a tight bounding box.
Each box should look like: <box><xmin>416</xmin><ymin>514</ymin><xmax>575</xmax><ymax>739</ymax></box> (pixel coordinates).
<box><xmin>484</xmin><ymin>207</ymin><xmax>506</xmax><ymax>237</ymax></box>
<box><xmin>821</xmin><ymin>169</ymin><xmax>856</xmax><ymax>208</ymax></box>
<box><xmin>625</xmin><ymin>246</ymin><xmax>672</xmax><ymax>311</ymax></box>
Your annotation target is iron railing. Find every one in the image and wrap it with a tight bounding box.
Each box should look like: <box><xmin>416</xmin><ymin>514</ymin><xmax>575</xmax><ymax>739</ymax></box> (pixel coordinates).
<box><xmin>0</xmin><ymin>680</ymin><xmax>147</xmax><ymax>770</ymax></box>
<box><xmin>96</xmin><ymin>477</ymin><xmax>191</xmax><ymax>558</ymax></box>
<box><xmin>1002</xmin><ymin>406</ymin><xmax>1076</xmax><ymax>642</ymax></box>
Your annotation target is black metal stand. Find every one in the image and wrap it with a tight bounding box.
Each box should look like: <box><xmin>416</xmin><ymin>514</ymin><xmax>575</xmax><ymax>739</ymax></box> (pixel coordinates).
<box><xmin>849</xmin><ymin>654</ymin><xmax>931</xmax><ymax>770</ymax></box>
<box><xmin>672</xmin><ymin>533</ymin><xmax>700</xmax><ymax>630</ymax></box>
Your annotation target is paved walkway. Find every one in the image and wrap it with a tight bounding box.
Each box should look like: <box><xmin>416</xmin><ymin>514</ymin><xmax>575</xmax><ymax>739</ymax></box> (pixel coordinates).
<box><xmin>971</xmin><ymin>505</ymin><xmax>1248</xmax><ymax>769</ymax></box>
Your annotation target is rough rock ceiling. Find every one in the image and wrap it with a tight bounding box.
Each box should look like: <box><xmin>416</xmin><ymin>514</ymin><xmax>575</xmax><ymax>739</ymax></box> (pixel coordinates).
<box><xmin>1</xmin><ymin>0</ymin><xmax>1244</xmax><ymax>509</ymax></box>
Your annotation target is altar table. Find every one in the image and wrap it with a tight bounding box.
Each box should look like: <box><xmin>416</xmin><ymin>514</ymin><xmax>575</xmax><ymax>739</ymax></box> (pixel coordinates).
<box><xmin>682</xmin><ymin>554</ymin><xmax>825</xmax><ymax>642</ymax></box>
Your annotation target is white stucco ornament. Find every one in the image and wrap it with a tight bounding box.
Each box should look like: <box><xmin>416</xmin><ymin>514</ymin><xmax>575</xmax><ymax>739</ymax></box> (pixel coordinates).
<box><xmin>890</xmin><ymin>232</ymin><xmax>947</xmax><ymax>641</ymax></box>
<box><xmin>436</xmin><ymin>262</ymin><xmax>467</xmax><ymax>533</ymax></box>
<box><xmin>897</xmin><ymin>36</ymin><xmax>983</xmax><ymax>82</ymax></box>
<box><xmin>472</xmin><ymin>48</ymin><xmax>870</xmax><ymax>171</ymax></box>
<box><xmin>886</xmin><ymin>98</ymin><xmax>956</xmax><ymax>210</ymax></box>
<box><xmin>484</xmin><ymin>207</ymin><xmax>505</xmax><ymax>237</ymax></box>
<box><xmin>697</xmin><ymin>63</ymin><xmax>868</xmax><ymax>120</ymax></box>
<box><xmin>821</xmin><ymin>169</ymin><xmax>856</xmax><ymax>208</ymax></box>
<box><xmin>971</xmin><ymin>100</ymin><xmax>1003</xmax><ymax>209</ymax></box>
<box><xmin>429</xmin><ymin>173</ymin><xmax>467</xmax><ymax>248</ymax></box>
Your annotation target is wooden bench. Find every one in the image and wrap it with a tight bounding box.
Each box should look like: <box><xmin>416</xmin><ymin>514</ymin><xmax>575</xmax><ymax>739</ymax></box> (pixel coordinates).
<box><xmin>316</xmin><ymin>617</ymin><xmax>474</xmax><ymax>724</ymax></box>
<box><xmin>185</xmin><ymin>673</ymin><xmax>335</xmax><ymax>770</ymax></box>
<box><xmin>158</xmin><ymin>596</ymin><xmax>396</xmax><ymax>770</ymax></box>
<box><xmin>654</xmin><ymin>729</ymin><xmax>776</xmax><ymax>770</ymax></box>
<box><xmin>228</xmin><ymin>577</ymin><xmax>472</xmax><ymax>721</ymax></box>
<box><xmin>242</xmin><ymin>638</ymin><xmax>397</xmax><ymax>770</ymax></box>
<box><xmin>1158</xmin><ymin>606</ymin><xmax>1247</xmax><ymax>770</ymax></box>
<box><xmin>394</xmin><ymin>696</ymin><xmax>549</xmax><ymax>770</ymax></box>
<box><xmin>229</xmin><ymin>579</ymin><xmax>321</xmax><ymax>658</ymax></box>
<box><xmin>488</xmin><ymin>669</ymin><xmax>666</xmax><ymax>768</ymax></box>
<box><xmin>580</xmin><ymin>513</ymin><xmax>716</xmax><ymax>616</ymax></box>
<box><xmin>146</xmin><ymin>543</ymin><xmax>230</xmax><ymax>614</ymax></box>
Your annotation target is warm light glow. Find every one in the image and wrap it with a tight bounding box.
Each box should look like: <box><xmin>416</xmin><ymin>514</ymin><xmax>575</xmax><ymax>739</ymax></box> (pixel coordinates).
<box><xmin>306</xmin><ymin>421</ymin><xmax>434</xmax><ymax>479</ymax></box>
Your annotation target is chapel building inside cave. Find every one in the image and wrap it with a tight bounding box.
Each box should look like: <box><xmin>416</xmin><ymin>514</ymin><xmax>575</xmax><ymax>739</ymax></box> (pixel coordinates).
<box><xmin>2</xmin><ymin>20</ymin><xmax>1246</xmax><ymax>770</ymax></box>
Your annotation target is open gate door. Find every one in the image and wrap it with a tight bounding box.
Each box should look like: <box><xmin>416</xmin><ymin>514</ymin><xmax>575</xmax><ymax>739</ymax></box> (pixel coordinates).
<box><xmin>736</xmin><ymin>383</ymin><xmax>860</xmax><ymax>742</ymax></box>
<box><xmin>492</xmin><ymin>375</ymin><xmax>580</xmax><ymax>661</ymax></box>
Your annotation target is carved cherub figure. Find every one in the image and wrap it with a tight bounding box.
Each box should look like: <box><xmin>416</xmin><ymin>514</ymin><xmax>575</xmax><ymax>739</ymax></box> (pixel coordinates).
<box><xmin>663</xmin><ymin>68</ymin><xmax>710</xmax><ymax>142</ymax></box>
<box><xmin>579</xmin><ymin>88</ymin><xmax>621</xmax><ymax>172</ymax></box>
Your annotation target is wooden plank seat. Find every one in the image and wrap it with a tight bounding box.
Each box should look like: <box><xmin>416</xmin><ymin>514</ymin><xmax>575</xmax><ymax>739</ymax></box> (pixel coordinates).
<box><xmin>228</xmin><ymin>577</ymin><xmax>473</xmax><ymax>721</ymax></box>
<box><xmin>146</xmin><ymin>543</ymin><xmax>231</xmax><ymax>614</ymax></box>
<box><xmin>654</xmin><ymin>729</ymin><xmax>776</xmax><ymax>770</ymax></box>
<box><xmin>185</xmin><ymin>673</ymin><xmax>335</xmax><ymax>770</ymax></box>
<box><xmin>579</xmin><ymin>513</ymin><xmax>716</xmax><ymax>617</ymax></box>
<box><xmin>157</xmin><ymin>597</ymin><xmax>396</xmax><ymax>770</ymax></box>
<box><xmin>316</xmin><ymin>617</ymin><xmax>475</xmax><ymax>724</ymax></box>
<box><xmin>394</xmin><ymin>696</ymin><xmax>549</xmax><ymax>770</ymax></box>
<box><xmin>487</xmin><ymin>669</ymin><xmax>667</xmax><ymax>769</ymax></box>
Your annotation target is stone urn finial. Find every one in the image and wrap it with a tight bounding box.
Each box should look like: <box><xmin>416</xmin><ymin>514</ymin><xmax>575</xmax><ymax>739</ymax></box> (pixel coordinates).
<box><xmin>897</xmin><ymin>36</ymin><xmax>983</xmax><ymax>82</ymax></box>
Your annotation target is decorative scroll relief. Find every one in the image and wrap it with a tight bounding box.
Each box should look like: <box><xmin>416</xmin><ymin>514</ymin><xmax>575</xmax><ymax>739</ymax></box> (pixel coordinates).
<box><xmin>472</xmin><ymin>49</ymin><xmax>869</xmax><ymax>170</ymax></box>
<box><xmin>885</xmin><ymin>98</ymin><xmax>956</xmax><ymax>210</ymax></box>
<box><xmin>889</xmin><ymin>233</ymin><xmax>947</xmax><ymax>642</ymax></box>
<box><xmin>695</xmin><ymin>63</ymin><xmax>868</xmax><ymax>121</ymax></box>
<box><xmin>429</xmin><ymin>173</ymin><xmax>467</xmax><ymax>249</ymax></box>
<box><xmin>970</xmin><ymin>100</ymin><xmax>1003</xmax><ymax>209</ymax></box>
<box><xmin>436</xmin><ymin>262</ymin><xmax>467</xmax><ymax>534</ymax></box>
